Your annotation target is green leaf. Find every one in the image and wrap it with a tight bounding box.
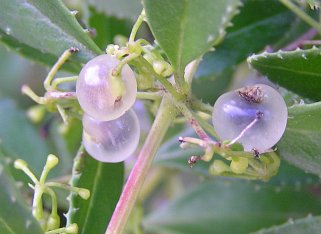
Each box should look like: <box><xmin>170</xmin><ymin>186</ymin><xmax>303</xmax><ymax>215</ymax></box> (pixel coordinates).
<box><xmin>254</xmin><ymin>216</ymin><xmax>321</xmax><ymax>234</ymax></box>
<box><xmin>66</xmin><ymin>151</ymin><xmax>124</xmax><ymax>234</ymax></box>
<box><xmin>143</xmin><ymin>180</ymin><xmax>321</xmax><ymax>234</ymax></box>
<box><xmin>142</xmin><ymin>0</ymin><xmax>241</xmax><ymax>74</ymax></box>
<box><xmin>0</xmin><ymin>162</ymin><xmax>43</xmax><ymax>234</ymax></box>
<box><xmin>307</xmin><ymin>0</ymin><xmax>320</xmax><ymax>10</ymax></box>
<box><xmin>248</xmin><ymin>47</ymin><xmax>321</xmax><ymax>101</ymax></box>
<box><xmin>156</xmin><ymin>148</ymin><xmax>208</xmax><ymax>175</ymax></box>
<box><xmin>87</xmin><ymin>0</ymin><xmax>142</xmax><ymax>21</ymax></box>
<box><xmin>193</xmin><ymin>0</ymin><xmax>304</xmax><ymax>103</ymax></box>
<box><xmin>0</xmin><ymin>46</ymin><xmax>40</xmax><ymax>102</ymax></box>
<box><xmin>0</xmin><ymin>29</ymin><xmax>80</xmax><ymax>73</ymax></box>
<box><xmin>88</xmin><ymin>7</ymin><xmax>132</xmax><ymax>49</ymax></box>
<box><xmin>0</xmin><ymin>0</ymin><xmax>101</xmax><ymax>69</ymax></box>
<box><xmin>277</xmin><ymin>102</ymin><xmax>321</xmax><ymax>175</ymax></box>
<box><xmin>192</xmin><ymin>68</ymin><xmax>234</xmax><ymax>104</ymax></box>
<box><xmin>0</xmin><ymin>99</ymin><xmax>50</xmax><ymax>175</ymax></box>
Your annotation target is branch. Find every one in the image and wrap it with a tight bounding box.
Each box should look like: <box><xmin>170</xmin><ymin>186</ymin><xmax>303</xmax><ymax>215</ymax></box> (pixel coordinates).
<box><xmin>106</xmin><ymin>95</ymin><xmax>178</xmax><ymax>234</ymax></box>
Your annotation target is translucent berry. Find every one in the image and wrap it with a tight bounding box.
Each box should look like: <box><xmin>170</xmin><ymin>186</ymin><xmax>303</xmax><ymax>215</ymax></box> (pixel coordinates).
<box><xmin>82</xmin><ymin>109</ymin><xmax>140</xmax><ymax>163</ymax></box>
<box><xmin>212</xmin><ymin>84</ymin><xmax>288</xmax><ymax>152</ymax></box>
<box><xmin>76</xmin><ymin>54</ymin><xmax>137</xmax><ymax>121</ymax></box>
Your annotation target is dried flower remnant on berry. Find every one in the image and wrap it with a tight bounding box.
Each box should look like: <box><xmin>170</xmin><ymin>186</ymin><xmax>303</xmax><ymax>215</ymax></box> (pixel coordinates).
<box><xmin>238</xmin><ymin>86</ymin><xmax>264</xmax><ymax>103</ymax></box>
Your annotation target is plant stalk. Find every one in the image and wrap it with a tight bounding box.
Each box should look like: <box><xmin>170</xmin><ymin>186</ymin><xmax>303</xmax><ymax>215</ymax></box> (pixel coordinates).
<box><xmin>129</xmin><ymin>57</ymin><xmax>184</xmax><ymax>100</ymax></box>
<box><xmin>106</xmin><ymin>95</ymin><xmax>178</xmax><ymax>234</ymax></box>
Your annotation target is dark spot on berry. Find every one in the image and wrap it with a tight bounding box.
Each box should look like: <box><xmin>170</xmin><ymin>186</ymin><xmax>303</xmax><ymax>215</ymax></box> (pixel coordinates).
<box><xmin>114</xmin><ymin>96</ymin><xmax>123</xmax><ymax>108</ymax></box>
<box><xmin>256</xmin><ymin>111</ymin><xmax>264</xmax><ymax>119</ymax></box>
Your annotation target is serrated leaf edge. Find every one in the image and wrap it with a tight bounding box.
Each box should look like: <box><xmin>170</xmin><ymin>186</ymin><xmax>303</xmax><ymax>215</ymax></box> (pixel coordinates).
<box><xmin>247</xmin><ymin>46</ymin><xmax>321</xmax><ymax>65</ymax></box>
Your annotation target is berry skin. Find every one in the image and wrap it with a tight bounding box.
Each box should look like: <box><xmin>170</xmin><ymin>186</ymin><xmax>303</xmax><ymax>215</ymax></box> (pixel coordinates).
<box><xmin>76</xmin><ymin>54</ymin><xmax>137</xmax><ymax>121</ymax></box>
<box><xmin>82</xmin><ymin>109</ymin><xmax>140</xmax><ymax>163</ymax></box>
<box><xmin>212</xmin><ymin>84</ymin><xmax>288</xmax><ymax>152</ymax></box>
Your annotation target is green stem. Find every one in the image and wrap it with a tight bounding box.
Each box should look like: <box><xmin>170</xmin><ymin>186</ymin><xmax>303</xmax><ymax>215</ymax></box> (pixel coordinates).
<box><xmin>129</xmin><ymin>10</ymin><xmax>146</xmax><ymax>44</ymax></box>
<box><xmin>51</xmin><ymin>76</ymin><xmax>78</xmax><ymax>90</ymax></box>
<box><xmin>46</xmin><ymin>182</ymin><xmax>76</xmax><ymax>191</ymax></box>
<box><xmin>136</xmin><ymin>92</ymin><xmax>162</xmax><ymax>100</ymax></box>
<box><xmin>191</xmin><ymin>98</ymin><xmax>213</xmax><ymax>114</ymax></box>
<box><xmin>129</xmin><ymin>56</ymin><xmax>183</xmax><ymax>100</ymax></box>
<box><xmin>21</xmin><ymin>85</ymin><xmax>46</xmax><ymax>104</ymax></box>
<box><xmin>32</xmin><ymin>185</ymin><xmax>45</xmax><ymax>221</ymax></box>
<box><xmin>280</xmin><ymin>0</ymin><xmax>321</xmax><ymax>35</ymax></box>
<box><xmin>174</xmin><ymin>71</ymin><xmax>185</xmax><ymax>93</ymax></box>
<box><xmin>46</xmin><ymin>187</ymin><xmax>58</xmax><ymax>216</ymax></box>
<box><xmin>106</xmin><ymin>95</ymin><xmax>178</xmax><ymax>234</ymax></box>
<box><xmin>173</xmin><ymin>100</ymin><xmax>211</xmax><ymax>141</ymax></box>
<box><xmin>112</xmin><ymin>53</ymin><xmax>140</xmax><ymax>76</ymax></box>
<box><xmin>44</xmin><ymin>48</ymin><xmax>78</xmax><ymax>91</ymax></box>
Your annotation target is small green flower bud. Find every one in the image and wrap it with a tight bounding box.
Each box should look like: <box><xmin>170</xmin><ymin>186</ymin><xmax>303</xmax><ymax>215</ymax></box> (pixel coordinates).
<box><xmin>14</xmin><ymin>159</ymin><xmax>28</xmax><ymax>170</ymax></box>
<box><xmin>209</xmin><ymin>160</ymin><xmax>230</xmax><ymax>175</ymax></box>
<box><xmin>153</xmin><ymin>61</ymin><xmax>165</xmax><ymax>75</ymax></box>
<box><xmin>106</xmin><ymin>44</ymin><xmax>118</xmax><ymax>55</ymax></box>
<box><xmin>65</xmin><ymin>223</ymin><xmax>79</xmax><ymax>234</ymax></box>
<box><xmin>46</xmin><ymin>213</ymin><xmax>60</xmax><ymax>231</ymax></box>
<box><xmin>46</xmin><ymin>154</ymin><xmax>59</xmax><ymax>170</ymax></box>
<box><xmin>162</xmin><ymin>63</ymin><xmax>174</xmax><ymax>77</ymax></box>
<box><xmin>78</xmin><ymin>188</ymin><xmax>90</xmax><ymax>200</ymax></box>
<box><xmin>230</xmin><ymin>157</ymin><xmax>249</xmax><ymax>174</ymax></box>
<box><xmin>27</xmin><ymin>105</ymin><xmax>46</xmax><ymax>123</ymax></box>
<box><xmin>114</xmin><ymin>35</ymin><xmax>128</xmax><ymax>47</ymax></box>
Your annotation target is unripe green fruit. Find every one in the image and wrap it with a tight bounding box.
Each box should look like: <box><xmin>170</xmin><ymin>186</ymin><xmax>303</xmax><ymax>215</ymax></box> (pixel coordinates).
<box><xmin>230</xmin><ymin>157</ymin><xmax>249</xmax><ymax>174</ymax></box>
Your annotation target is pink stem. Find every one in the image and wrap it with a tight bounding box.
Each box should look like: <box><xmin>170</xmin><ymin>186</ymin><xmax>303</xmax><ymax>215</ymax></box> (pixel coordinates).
<box><xmin>106</xmin><ymin>96</ymin><xmax>177</xmax><ymax>234</ymax></box>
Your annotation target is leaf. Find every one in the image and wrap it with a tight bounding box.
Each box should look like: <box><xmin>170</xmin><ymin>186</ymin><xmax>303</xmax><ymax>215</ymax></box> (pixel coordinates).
<box><xmin>0</xmin><ymin>29</ymin><xmax>80</xmax><ymax>73</ymax></box>
<box><xmin>87</xmin><ymin>0</ymin><xmax>142</xmax><ymax>21</ymax></box>
<box><xmin>248</xmin><ymin>47</ymin><xmax>321</xmax><ymax>101</ymax></box>
<box><xmin>193</xmin><ymin>0</ymin><xmax>305</xmax><ymax>103</ymax></box>
<box><xmin>88</xmin><ymin>7</ymin><xmax>132</xmax><ymax>49</ymax></box>
<box><xmin>0</xmin><ymin>162</ymin><xmax>43</xmax><ymax>234</ymax></box>
<box><xmin>277</xmin><ymin>102</ymin><xmax>321</xmax><ymax>175</ymax></box>
<box><xmin>0</xmin><ymin>0</ymin><xmax>101</xmax><ymax>69</ymax></box>
<box><xmin>254</xmin><ymin>216</ymin><xmax>321</xmax><ymax>234</ymax></box>
<box><xmin>307</xmin><ymin>0</ymin><xmax>321</xmax><ymax>10</ymax></box>
<box><xmin>66</xmin><ymin>151</ymin><xmax>124</xmax><ymax>234</ymax></box>
<box><xmin>143</xmin><ymin>180</ymin><xmax>321</xmax><ymax>234</ymax></box>
<box><xmin>0</xmin><ymin>99</ymin><xmax>50</xmax><ymax>176</ymax></box>
<box><xmin>156</xmin><ymin>148</ymin><xmax>208</xmax><ymax>175</ymax></box>
<box><xmin>192</xmin><ymin>68</ymin><xmax>234</xmax><ymax>104</ymax></box>
<box><xmin>0</xmin><ymin>46</ymin><xmax>40</xmax><ymax>102</ymax></box>
<box><xmin>142</xmin><ymin>0</ymin><xmax>241</xmax><ymax>74</ymax></box>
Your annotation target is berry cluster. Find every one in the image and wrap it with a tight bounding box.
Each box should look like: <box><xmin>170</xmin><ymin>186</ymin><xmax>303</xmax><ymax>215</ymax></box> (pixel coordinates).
<box><xmin>76</xmin><ymin>54</ymin><xmax>140</xmax><ymax>163</ymax></box>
